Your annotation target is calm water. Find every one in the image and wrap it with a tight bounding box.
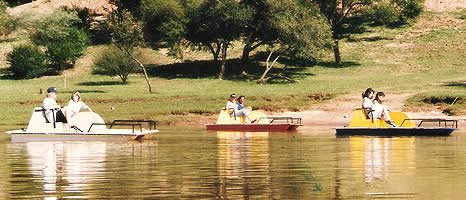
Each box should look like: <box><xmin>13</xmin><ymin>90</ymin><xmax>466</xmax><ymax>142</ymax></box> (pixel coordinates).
<box><xmin>1</xmin><ymin>126</ymin><xmax>466</xmax><ymax>199</ymax></box>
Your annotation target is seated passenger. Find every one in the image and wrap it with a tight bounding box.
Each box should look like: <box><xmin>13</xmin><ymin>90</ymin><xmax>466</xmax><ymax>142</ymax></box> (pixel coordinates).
<box><xmin>236</xmin><ymin>96</ymin><xmax>256</xmax><ymax>123</ymax></box>
<box><xmin>361</xmin><ymin>88</ymin><xmax>375</xmax><ymax>110</ymax></box>
<box><xmin>372</xmin><ymin>92</ymin><xmax>397</xmax><ymax>127</ymax></box>
<box><xmin>65</xmin><ymin>91</ymin><xmax>92</xmax><ymax>122</ymax></box>
<box><xmin>42</xmin><ymin>87</ymin><xmax>68</xmax><ymax>125</ymax></box>
<box><xmin>225</xmin><ymin>94</ymin><xmax>238</xmax><ymax>114</ymax></box>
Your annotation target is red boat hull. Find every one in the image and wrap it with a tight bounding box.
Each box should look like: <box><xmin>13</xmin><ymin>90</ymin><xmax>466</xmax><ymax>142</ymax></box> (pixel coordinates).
<box><xmin>206</xmin><ymin>124</ymin><xmax>301</xmax><ymax>132</ymax></box>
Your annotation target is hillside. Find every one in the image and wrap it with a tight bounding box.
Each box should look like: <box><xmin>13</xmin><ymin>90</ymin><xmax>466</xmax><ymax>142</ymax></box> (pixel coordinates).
<box><xmin>0</xmin><ymin>0</ymin><xmax>464</xmax><ymax>126</ymax></box>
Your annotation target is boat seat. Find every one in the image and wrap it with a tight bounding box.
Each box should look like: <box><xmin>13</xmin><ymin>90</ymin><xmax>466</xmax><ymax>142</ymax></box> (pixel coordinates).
<box><xmin>27</xmin><ymin>107</ymin><xmax>64</xmax><ymax>132</ymax></box>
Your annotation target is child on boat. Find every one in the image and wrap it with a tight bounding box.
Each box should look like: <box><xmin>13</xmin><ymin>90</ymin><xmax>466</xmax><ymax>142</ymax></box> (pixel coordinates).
<box><xmin>236</xmin><ymin>96</ymin><xmax>256</xmax><ymax>123</ymax></box>
<box><xmin>372</xmin><ymin>92</ymin><xmax>397</xmax><ymax>127</ymax></box>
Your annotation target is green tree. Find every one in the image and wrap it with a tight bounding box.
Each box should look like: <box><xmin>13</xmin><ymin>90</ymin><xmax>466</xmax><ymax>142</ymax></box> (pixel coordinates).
<box><xmin>0</xmin><ymin>0</ymin><xmax>20</xmax><ymax>40</ymax></box>
<box><xmin>267</xmin><ymin>0</ymin><xmax>331</xmax><ymax>60</ymax></box>
<box><xmin>45</xmin><ymin>27</ymin><xmax>88</xmax><ymax>71</ymax></box>
<box><xmin>108</xmin><ymin>5</ymin><xmax>152</xmax><ymax>92</ymax></box>
<box><xmin>186</xmin><ymin>0</ymin><xmax>252</xmax><ymax>80</ymax></box>
<box><xmin>7</xmin><ymin>44</ymin><xmax>47</xmax><ymax>79</ymax></box>
<box><xmin>238</xmin><ymin>0</ymin><xmax>278</xmax><ymax>75</ymax></box>
<box><xmin>314</xmin><ymin>0</ymin><xmax>373</xmax><ymax>65</ymax></box>
<box><xmin>314</xmin><ymin>0</ymin><xmax>422</xmax><ymax>65</ymax></box>
<box><xmin>93</xmin><ymin>46</ymin><xmax>139</xmax><ymax>83</ymax></box>
<box><xmin>140</xmin><ymin>0</ymin><xmax>195</xmax><ymax>60</ymax></box>
<box><xmin>30</xmin><ymin>11</ymin><xmax>81</xmax><ymax>45</ymax></box>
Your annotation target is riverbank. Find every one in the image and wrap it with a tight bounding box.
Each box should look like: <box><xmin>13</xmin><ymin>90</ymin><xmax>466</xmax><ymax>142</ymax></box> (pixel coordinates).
<box><xmin>0</xmin><ymin>10</ymin><xmax>464</xmax><ymax>126</ymax></box>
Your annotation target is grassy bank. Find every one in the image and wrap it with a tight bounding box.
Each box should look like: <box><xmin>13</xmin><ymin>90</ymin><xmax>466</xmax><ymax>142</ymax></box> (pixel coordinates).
<box><xmin>0</xmin><ymin>11</ymin><xmax>465</xmax><ymax>126</ymax></box>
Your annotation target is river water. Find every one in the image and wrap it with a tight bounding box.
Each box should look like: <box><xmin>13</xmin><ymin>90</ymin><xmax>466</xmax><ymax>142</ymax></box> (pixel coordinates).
<box><xmin>1</xmin><ymin>126</ymin><xmax>465</xmax><ymax>199</ymax></box>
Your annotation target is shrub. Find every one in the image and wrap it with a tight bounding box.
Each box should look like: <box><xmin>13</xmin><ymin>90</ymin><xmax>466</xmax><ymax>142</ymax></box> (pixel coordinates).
<box><xmin>93</xmin><ymin>46</ymin><xmax>139</xmax><ymax>83</ymax></box>
<box><xmin>31</xmin><ymin>11</ymin><xmax>81</xmax><ymax>45</ymax></box>
<box><xmin>46</xmin><ymin>27</ymin><xmax>89</xmax><ymax>72</ymax></box>
<box><xmin>366</xmin><ymin>0</ymin><xmax>422</xmax><ymax>27</ymax></box>
<box><xmin>0</xmin><ymin>0</ymin><xmax>20</xmax><ymax>39</ymax></box>
<box><xmin>7</xmin><ymin>44</ymin><xmax>47</xmax><ymax>79</ymax></box>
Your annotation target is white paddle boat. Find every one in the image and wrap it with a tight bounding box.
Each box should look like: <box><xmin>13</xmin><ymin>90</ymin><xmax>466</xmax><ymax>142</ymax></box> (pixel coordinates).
<box><xmin>6</xmin><ymin>107</ymin><xmax>158</xmax><ymax>142</ymax></box>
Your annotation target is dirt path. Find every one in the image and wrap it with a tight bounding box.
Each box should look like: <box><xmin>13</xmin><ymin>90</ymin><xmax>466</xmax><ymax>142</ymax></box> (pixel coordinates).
<box><xmin>425</xmin><ymin>0</ymin><xmax>466</xmax><ymax>12</ymax></box>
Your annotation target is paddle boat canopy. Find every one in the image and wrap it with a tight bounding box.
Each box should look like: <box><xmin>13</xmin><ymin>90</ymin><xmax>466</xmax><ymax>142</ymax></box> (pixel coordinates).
<box><xmin>206</xmin><ymin>109</ymin><xmax>302</xmax><ymax>132</ymax></box>
<box><xmin>6</xmin><ymin>107</ymin><xmax>158</xmax><ymax>142</ymax></box>
<box><xmin>335</xmin><ymin>108</ymin><xmax>458</xmax><ymax>136</ymax></box>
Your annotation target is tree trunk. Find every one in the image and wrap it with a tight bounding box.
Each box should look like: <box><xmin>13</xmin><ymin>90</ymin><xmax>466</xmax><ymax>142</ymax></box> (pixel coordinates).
<box><xmin>218</xmin><ymin>42</ymin><xmax>228</xmax><ymax>80</ymax></box>
<box><xmin>240</xmin><ymin>41</ymin><xmax>265</xmax><ymax>75</ymax></box>
<box><xmin>240</xmin><ymin>45</ymin><xmax>251</xmax><ymax>75</ymax></box>
<box><xmin>333</xmin><ymin>39</ymin><xmax>341</xmax><ymax>65</ymax></box>
<box><xmin>122</xmin><ymin>49</ymin><xmax>152</xmax><ymax>93</ymax></box>
<box><xmin>208</xmin><ymin>42</ymin><xmax>221</xmax><ymax>66</ymax></box>
<box><xmin>258</xmin><ymin>49</ymin><xmax>279</xmax><ymax>83</ymax></box>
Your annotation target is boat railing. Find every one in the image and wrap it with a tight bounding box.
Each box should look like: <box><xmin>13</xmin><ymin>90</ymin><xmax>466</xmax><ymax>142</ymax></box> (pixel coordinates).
<box><xmin>257</xmin><ymin>117</ymin><xmax>302</xmax><ymax>125</ymax></box>
<box><xmin>400</xmin><ymin>118</ymin><xmax>458</xmax><ymax>128</ymax></box>
<box><xmin>88</xmin><ymin>120</ymin><xmax>158</xmax><ymax>133</ymax></box>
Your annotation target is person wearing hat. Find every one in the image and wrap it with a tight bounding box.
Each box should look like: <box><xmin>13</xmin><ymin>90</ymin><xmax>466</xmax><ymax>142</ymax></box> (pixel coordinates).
<box><xmin>225</xmin><ymin>94</ymin><xmax>238</xmax><ymax>112</ymax></box>
<box><xmin>42</xmin><ymin>87</ymin><xmax>68</xmax><ymax>124</ymax></box>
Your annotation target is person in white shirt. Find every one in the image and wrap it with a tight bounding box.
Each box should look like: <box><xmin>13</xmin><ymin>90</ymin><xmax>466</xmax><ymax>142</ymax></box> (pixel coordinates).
<box><xmin>372</xmin><ymin>92</ymin><xmax>397</xmax><ymax>127</ymax></box>
<box><xmin>361</xmin><ymin>88</ymin><xmax>375</xmax><ymax>110</ymax></box>
<box><xmin>225</xmin><ymin>94</ymin><xmax>238</xmax><ymax>112</ymax></box>
<box><xmin>66</xmin><ymin>91</ymin><xmax>92</xmax><ymax>119</ymax></box>
<box><xmin>42</xmin><ymin>87</ymin><xmax>68</xmax><ymax>124</ymax></box>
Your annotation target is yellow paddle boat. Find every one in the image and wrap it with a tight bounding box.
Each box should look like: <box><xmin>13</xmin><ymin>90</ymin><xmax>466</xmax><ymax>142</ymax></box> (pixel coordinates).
<box><xmin>206</xmin><ymin>109</ymin><xmax>302</xmax><ymax>132</ymax></box>
<box><xmin>335</xmin><ymin>108</ymin><xmax>458</xmax><ymax>136</ymax></box>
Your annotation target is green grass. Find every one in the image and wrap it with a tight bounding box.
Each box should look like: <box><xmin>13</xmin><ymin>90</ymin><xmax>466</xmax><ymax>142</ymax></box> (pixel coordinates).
<box><xmin>0</xmin><ymin>11</ymin><xmax>465</xmax><ymax>125</ymax></box>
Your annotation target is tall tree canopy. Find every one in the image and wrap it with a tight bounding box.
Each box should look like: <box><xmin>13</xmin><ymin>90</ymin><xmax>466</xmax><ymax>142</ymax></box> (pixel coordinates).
<box><xmin>186</xmin><ymin>0</ymin><xmax>252</xmax><ymax>79</ymax></box>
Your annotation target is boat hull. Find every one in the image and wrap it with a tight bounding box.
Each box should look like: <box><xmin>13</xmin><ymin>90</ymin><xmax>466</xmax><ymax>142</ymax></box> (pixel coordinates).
<box><xmin>206</xmin><ymin>124</ymin><xmax>301</xmax><ymax>132</ymax></box>
<box><xmin>6</xmin><ymin>130</ymin><xmax>158</xmax><ymax>142</ymax></box>
<box><xmin>335</xmin><ymin>127</ymin><xmax>456</xmax><ymax>136</ymax></box>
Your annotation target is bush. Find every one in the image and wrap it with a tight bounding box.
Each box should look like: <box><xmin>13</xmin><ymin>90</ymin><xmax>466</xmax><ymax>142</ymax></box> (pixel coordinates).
<box><xmin>366</xmin><ymin>0</ymin><xmax>422</xmax><ymax>27</ymax></box>
<box><xmin>0</xmin><ymin>0</ymin><xmax>20</xmax><ymax>39</ymax></box>
<box><xmin>31</xmin><ymin>11</ymin><xmax>81</xmax><ymax>45</ymax></box>
<box><xmin>46</xmin><ymin>27</ymin><xmax>89</xmax><ymax>72</ymax></box>
<box><xmin>7</xmin><ymin>44</ymin><xmax>47</xmax><ymax>79</ymax></box>
<box><xmin>93</xmin><ymin>46</ymin><xmax>139</xmax><ymax>83</ymax></box>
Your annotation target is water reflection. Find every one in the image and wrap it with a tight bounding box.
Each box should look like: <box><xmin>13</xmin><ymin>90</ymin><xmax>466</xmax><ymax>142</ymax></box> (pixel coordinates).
<box><xmin>216</xmin><ymin>131</ymin><xmax>270</xmax><ymax>199</ymax></box>
<box><xmin>349</xmin><ymin>137</ymin><xmax>416</xmax><ymax>183</ymax></box>
<box><xmin>1</xmin><ymin>128</ymin><xmax>466</xmax><ymax>199</ymax></box>
<box><xmin>26</xmin><ymin>142</ymin><xmax>106</xmax><ymax>196</ymax></box>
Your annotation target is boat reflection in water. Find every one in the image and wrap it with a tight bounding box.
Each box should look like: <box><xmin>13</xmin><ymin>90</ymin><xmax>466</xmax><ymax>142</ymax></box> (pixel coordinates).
<box><xmin>25</xmin><ymin>142</ymin><xmax>107</xmax><ymax>196</ymax></box>
<box><xmin>343</xmin><ymin>136</ymin><xmax>416</xmax><ymax>198</ymax></box>
<box><xmin>216</xmin><ymin>131</ymin><xmax>271</xmax><ymax>199</ymax></box>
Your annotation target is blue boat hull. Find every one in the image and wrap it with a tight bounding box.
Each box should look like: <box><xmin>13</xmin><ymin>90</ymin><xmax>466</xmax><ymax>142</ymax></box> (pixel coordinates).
<box><xmin>335</xmin><ymin>127</ymin><xmax>457</xmax><ymax>136</ymax></box>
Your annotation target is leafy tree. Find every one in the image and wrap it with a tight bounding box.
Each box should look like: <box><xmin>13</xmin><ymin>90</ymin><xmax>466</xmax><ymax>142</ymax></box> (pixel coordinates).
<box><xmin>7</xmin><ymin>44</ymin><xmax>47</xmax><ymax>79</ymax></box>
<box><xmin>140</xmin><ymin>0</ymin><xmax>192</xmax><ymax>60</ymax></box>
<box><xmin>314</xmin><ymin>0</ymin><xmax>373</xmax><ymax>65</ymax></box>
<box><xmin>365</xmin><ymin>0</ymin><xmax>422</xmax><ymax>26</ymax></box>
<box><xmin>107</xmin><ymin>6</ymin><xmax>152</xmax><ymax>92</ymax></box>
<box><xmin>268</xmin><ymin>0</ymin><xmax>331</xmax><ymax>60</ymax></box>
<box><xmin>45</xmin><ymin>27</ymin><xmax>88</xmax><ymax>72</ymax></box>
<box><xmin>0</xmin><ymin>0</ymin><xmax>20</xmax><ymax>40</ymax></box>
<box><xmin>186</xmin><ymin>0</ymin><xmax>252</xmax><ymax>79</ymax></box>
<box><xmin>314</xmin><ymin>0</ymin><xmax>422</xmax><ymax>65</ymax></box>
<box><xmin>30</xmin><ymin>11</ymin><xmax>81</xmax><ymax>45</ymax></box>
<box><xmin>238</xmin><ymin>0</ymin><xmax>278</xmax><ymax>75</ymax></box>
<box><xmin>93</xmin><ymin>46</ymin><xmax>139</xmax><ymax>83</ymax></box>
